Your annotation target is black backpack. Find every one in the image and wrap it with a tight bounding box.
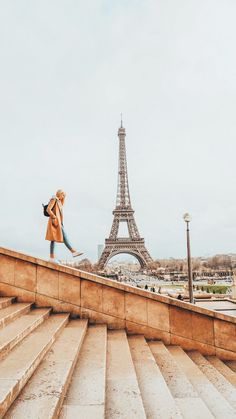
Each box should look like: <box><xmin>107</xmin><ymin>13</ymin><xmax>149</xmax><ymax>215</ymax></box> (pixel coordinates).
<box><xmin>42</xmin><ymin>203</ymin><xmax>50</xmax><ymax>217</ymax></box>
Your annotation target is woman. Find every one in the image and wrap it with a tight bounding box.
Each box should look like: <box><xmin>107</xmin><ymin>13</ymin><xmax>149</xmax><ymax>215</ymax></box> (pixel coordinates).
<box><xmin>45</xmin><ymin>189</ymin><xmax>83</xmax><ymax>262</ymax></box>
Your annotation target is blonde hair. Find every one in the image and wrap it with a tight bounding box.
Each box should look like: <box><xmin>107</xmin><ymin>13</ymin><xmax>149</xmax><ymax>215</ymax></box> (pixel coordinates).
<box><xmin>56</xmin><ymin>189</ymin><xmax>64</xmax><ymax>198</ymax></box>
<box><xmin>56</xmin><ymin>189</ymin><xmax>66</xmax><ymax>204</ymax></box>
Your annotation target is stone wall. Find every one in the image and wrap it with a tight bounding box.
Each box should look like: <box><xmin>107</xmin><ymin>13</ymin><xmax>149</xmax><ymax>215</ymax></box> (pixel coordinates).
<box><xmin>0</xmin><ymin>247</ymin><xmax>236</xmax><ymax>360</ymax></box>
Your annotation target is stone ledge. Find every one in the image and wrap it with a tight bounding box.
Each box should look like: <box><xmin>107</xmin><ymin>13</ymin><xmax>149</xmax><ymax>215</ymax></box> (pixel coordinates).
<box><xmin>0</xmin><ymin>246</ymin><xmax>235</xmax><ymax>324</ymax></box>
<box><xmin>1</xmin><ymin>247</ymin><xmax>236</xmax><ymax>358</ymax></box>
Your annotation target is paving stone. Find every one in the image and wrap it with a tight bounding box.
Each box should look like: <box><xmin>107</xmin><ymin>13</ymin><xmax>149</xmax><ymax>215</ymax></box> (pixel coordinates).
<box><xmin>0</xmin><ymin>297</ymin><xmax>15</xmax><ymax>310</ymax></box>
<box><xmin>105</xmin><ymin>330</ymin><xmax>146</xmax><ymax>419</ymax></box>
<box><xmin>0</xmin><ymin>308</ymin><xmax>51</xmax><ymax>359</ymax></box>
<box><xmin>0</xmin><ymin>303</ymin><xmax>32</xmax><ymax>329</ymax></box>
<box><xmin>149</xmin><ymin>341</ymin><xmax>213</xmax><ymax>418</ymax></box>
<box><xmin>129</xmin><ymin>336</ymin><xmax>182</xmax><ymax>418</ymax></box>
<box><xmin>60</xmin><ymin>325</ymin><xmax>107</xmax><ymax>419</ymax></box>
<box><xmin>168</xmin><ymin>346</ymin><xmax>236</xmax><ymax>419</ymax></box>
<box><xmin>0</xmin><ymin>314</ymin><xmax>69</xmax><ymax>417</ymax></box>
<box><xmin>5</xmin><ymin>319</ymin><xmax>87</xmax><ymax>419</ymax></box>
<box><xmin>189</xmin><ymin>351</ymin><xmax>236</xmax><ymax>409</ymax></box>
<box><xmin>207</xmin><ymin>356</ymin><xmax>236</xmax><ymax>387</ymax></box>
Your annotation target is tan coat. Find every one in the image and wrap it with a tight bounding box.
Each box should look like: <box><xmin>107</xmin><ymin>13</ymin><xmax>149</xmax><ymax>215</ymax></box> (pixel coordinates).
<box><xmin>45</xmin><ymin>197</ymin><xmax>64</xmax><ymax>242</ymax></box>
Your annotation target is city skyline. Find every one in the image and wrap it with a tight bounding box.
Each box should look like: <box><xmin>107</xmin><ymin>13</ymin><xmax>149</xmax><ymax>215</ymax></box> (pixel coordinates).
<box><xmin>1</xmin><ymin>1</ymin><xmax>236</xmax><ymax>262</ymax></box>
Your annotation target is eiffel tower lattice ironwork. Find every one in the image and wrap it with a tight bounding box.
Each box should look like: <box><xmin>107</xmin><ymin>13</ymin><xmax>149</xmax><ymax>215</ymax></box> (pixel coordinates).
<box><xmin>98</xmin><ymin>120</ymin><xmax>153</xmax><ymax>269</ymax></box>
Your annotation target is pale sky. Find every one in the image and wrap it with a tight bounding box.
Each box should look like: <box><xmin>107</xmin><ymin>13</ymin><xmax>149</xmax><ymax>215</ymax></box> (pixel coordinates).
<box><xmin>1</xmin><ymin>0</ymin><xmax>236</xmax><ymax>262</ymax></box>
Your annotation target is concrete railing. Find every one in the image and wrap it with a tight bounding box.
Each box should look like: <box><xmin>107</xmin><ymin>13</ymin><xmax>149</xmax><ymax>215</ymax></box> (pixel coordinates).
<box><xmin>0</xmin><ymin>247</ymin><xmax>236</xmax><ymax>360</ymax></box>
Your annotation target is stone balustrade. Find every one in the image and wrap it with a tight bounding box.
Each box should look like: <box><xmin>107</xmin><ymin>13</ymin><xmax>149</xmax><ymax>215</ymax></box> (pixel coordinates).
<box><xmin>0</xmin><ymin>246</ymin><xmax>236</xmax><ymax>360</ymax></box>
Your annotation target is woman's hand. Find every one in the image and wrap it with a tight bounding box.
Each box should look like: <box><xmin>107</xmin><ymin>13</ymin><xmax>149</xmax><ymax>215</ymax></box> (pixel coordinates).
<box><xmin>52</xmin><ymin>218</ymin><xmax>58</xmax><ymax>227</ymax></box>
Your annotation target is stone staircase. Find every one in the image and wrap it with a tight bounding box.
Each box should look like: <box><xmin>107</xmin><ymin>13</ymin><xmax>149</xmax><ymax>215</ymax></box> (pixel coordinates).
<box><xmin>0</xmin><ymin>297</ymin><xmax>236</xmax><ymax>419</ymax></box>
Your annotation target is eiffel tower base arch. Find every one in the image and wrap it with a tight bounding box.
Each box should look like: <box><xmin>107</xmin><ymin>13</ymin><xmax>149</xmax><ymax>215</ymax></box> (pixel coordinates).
<box><xmin>98</xmin><ymin>239</ymin><xmax>152</xmax><ymax>270</ymax></box>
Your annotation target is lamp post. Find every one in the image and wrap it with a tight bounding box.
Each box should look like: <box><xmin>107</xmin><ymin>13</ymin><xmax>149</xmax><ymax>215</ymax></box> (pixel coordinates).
<box><xmin>183</xmin><ymin>213</ymin><xmax>194</xmax><ymax>304</ymax></box>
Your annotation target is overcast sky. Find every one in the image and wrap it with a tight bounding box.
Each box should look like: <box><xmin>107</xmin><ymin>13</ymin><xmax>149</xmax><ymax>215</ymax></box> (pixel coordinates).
<box><xmin>1</xmin><ymin>0</ymin><xmax>236</xmax><ymax>262</ymax></box>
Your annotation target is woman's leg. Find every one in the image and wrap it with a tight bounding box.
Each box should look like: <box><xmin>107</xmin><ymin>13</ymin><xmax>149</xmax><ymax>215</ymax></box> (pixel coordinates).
<box><xmin>61</xmin><ymin>226</ymin><xmax>75</xmax><ymax>252</ymax></box>
<box><xmin>61</xmin><ymin>225</ymin><xmax>83</xmax><ymax>257</ymax></box>
<box><xmin>50</xmin><ymin>241</ymin><xmax>55</xmax><ymax>258</ymax></box>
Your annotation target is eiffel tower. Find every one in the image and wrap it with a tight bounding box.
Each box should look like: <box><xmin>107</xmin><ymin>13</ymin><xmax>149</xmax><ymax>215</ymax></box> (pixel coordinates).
<box><xmin>98</xmin><ymin>119</ymin><xmax>153</xmax><ymax>270</ymax></box>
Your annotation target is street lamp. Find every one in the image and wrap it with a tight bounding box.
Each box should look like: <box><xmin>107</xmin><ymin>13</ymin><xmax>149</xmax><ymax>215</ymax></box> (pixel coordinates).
<box><xmin>183</xmin><ymin>213</ymin><xmax>194</xmax><ymax>304</ymax></box>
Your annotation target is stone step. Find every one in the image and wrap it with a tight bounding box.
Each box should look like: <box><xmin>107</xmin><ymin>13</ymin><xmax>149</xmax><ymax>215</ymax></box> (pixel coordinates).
<box><xmin>60</xmin><ymin>325</ymin><xmax>107</xmax><ymax>419</ymax></box>
<box><xmin>0</xmin><ymin>297</ymin><xmax>15</xmax><ymax>310</ymax></box>
<box><xmin>206</xmin><ymin>356</ymin><xmax>236</xmax><ymax>388</ymax></box>
<box><xmin>5</xmin><ymin>319</ymin><xmax>88</xmax><ymax>419</ymax></box>
<box><xmin>129</xmin><ymin>336</ymin><xmax>182</xmax><ymax>418</ymax></box>
<box><xmin>175</xmin><ymin>397</ymin><xmax>214</xmax><ymax>419</ymax></box>
<box><xmin>189</xmin><ymin>351</ymin><xmax>236</xmax><ymax>410</ymax></box>
<box><xmin>0</xmin><ymin>303</ymin><xmax>32</xmax><ymax>329</ymax></box>
<box><xmin>0</xmin><ymin>313</ymin><xmax>69</xmax><ymax>418</ymax></box>
<box><xmin>168</xmin><ymin>346</ymin><xmax>236</xmax><ymax>419</ymax></box>
<box><xmin>105</xmin><ymin>330</ymin><xmax>146</xmax><ymax>419</ymax></box>
<box><xmin>225</xmin><ymin>361</ymin><xmax>236</xmax><ymax>373</ymax></box>
<box><xmin>0</xmin><ymin>308</ymin><xmax>51</xmax><ymax>360</ymax></box>
<box><xmin>149</xmin><ymin>341</ymin><xmax>213</xmax><ymax>419</ymax></box>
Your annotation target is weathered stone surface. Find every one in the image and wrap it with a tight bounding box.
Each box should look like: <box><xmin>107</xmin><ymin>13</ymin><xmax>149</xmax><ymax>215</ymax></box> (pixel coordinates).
<box><xmin>5</xmin><ymin>320</ymin><xmax>87</xmax><ymax>419</ymax></box>
<box><xmin>214</xmin><ymin>318</ymin><xmax>236</xmax><ymax>352</ymax></box>
<box><xmin>15</xmin><ymin>260</ymin><xmax>36</xmax><ymax>292</ymax></box>
<box><xmin>0</xmin><ymin>314</ymin><xmax>69</xmax><ymax>418</ymax></box>
<box><xmin>125</xmin><ymin>293</ymin><xmax>148</xmax><ymax>325</ymax></box>
<box><xmin>168</xmin><ymin>346</ymin><xmax>236</xmax><ymax>418</ymax></box>
<box><xmin>214</xmin><ymin>318</ymin><xmax>236</xmax><ymax>335</ymax></box>
<box><xmin>170</xmin><ymin>334</ymin><xmax>216</xmax><ymax>356</ymax></box>
<box><xmin>192</xmin><ymin>313</ymin><xmax>214</xmax><ymax>345</ymax></box>
<box><xmin>81</xmin><ymin>280</ymin><xmax>103</xmax><ymax>311</ymax></box>
<box><xmin>207</xmin><ymin>356</ymin><xmax>236</xmax><ymax>387</ymax></box>
<box><xmin>189</xmin><ymin>351</ymin><xmax>236</xmax><ymax>410</ymax></box>
<box><xmin>1</xmin><ymin>246</ymin><xmax>236</xmax><ymax>320</ymax></box>
<box><xmin>102</xmin><ymin>286</ymin><xmax>125</xmax><ymax>318</ymax></box>
<box><xmin>216</xmin><ymin>348</ymin><xmax>236</xmax><ymax>361</ymax></box>
<box><xmin>0</xmin><ymin>308</ymin><xmax>51</xmax><ymax>360</ymax></box>
<box><xmin>60</xmin><ymin>405</ymin><xmax>104</xmax><ymax>418</ymax></box>
<box><xmin>37</xmin><ymin>266</ymin><xmax>59</xmax><ymax>299</ymax></box>
<box><xmin>0</xmin><ymin>303</ymin><xmax>32</xmax><ymax>329</ymax></box>
<box><xmin>105</xmin><ymin>330</ymin><xmax>146</xmax><ymax>418</ymax></box>
<box><xmin>128</xmin><ymin>335</ymin><xmax>182</xmax><ymax>418</ymax></box>
<box><xmin>0</xmin><ymin>255</ymin><xmax>15</xmax><ymax>284</ymax></box>
<box><xmin>0</xmin><ymin>298</ymin><xmax>15</xmax><ymax>310</ymax></box>
<box><xmin>0</xmin><ymin>283</ymin><xmax>36</xmax><ymax>303</ymax></box>
<box><xmin>149</xmin><ymin>341</ymin><xmax>198</xmax><ymax>399</ymax></box>
<box><xmin>0</xmin><ymin>290</ymin><xmax>235</xmax><ymax>418</ymax></box>
<box><xmin>170</xmin><ymin>306</ymin><xmax>192</xmax><ymax>339</ymax></box>
<box><xmin>147</xmin><ymin>299</ymin><xmax>169</xmax><ymax>332</ymax></box>
<box><xmin>35</xmin><ymin>294</ymin><xmax>81</xmax><ymax>316</ymax></box>
<box><xmin>59</xmin><ymin>272</ymin><xmax>80</xmax><ymax>306</ymax></box>
<box><xmin>175</xmin><ymin>398</ymin><xmax>214</xmax><ymax>419</ymax></box>
<box><xmin>1</xmin><ymin>247</ymin><xmax>236</xmax><ymax>356</ymax></box>
<box><xmin>61</xmin><ymin>325</ymin><xmax>106</xmax><ymax>419</ymax></box>
<box><xmin>126</xmin><ymin>321</ymin><xmax>171</xmax><ymax>344</ymax></box>
<box><xmin>81</xmin><ymin>308</ymin><xmax>125</xmax><ymax>329</ymax></box>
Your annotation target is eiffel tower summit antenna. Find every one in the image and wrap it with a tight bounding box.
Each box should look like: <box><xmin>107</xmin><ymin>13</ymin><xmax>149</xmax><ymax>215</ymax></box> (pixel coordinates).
<box><xmin>98</xmin><ymin>120</ymin><xmax>153</xmax><ymax>270</ymax></box>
